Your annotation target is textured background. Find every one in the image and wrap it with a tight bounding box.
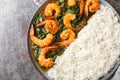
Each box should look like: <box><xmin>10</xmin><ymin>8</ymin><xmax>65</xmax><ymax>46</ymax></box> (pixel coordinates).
<box><xmin>0</xmin><ymin>0</ymin><xmax>119</xmax><ymax>80</ymax></box>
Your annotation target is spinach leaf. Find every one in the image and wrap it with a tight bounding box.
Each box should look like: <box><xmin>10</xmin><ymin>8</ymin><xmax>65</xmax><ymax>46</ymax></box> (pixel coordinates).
<box><xmin>67</xmin><ymin>2</ymin><xmax>79</xmax><ymax>14</ymax></box>
<box><xmin>33</xmin><ymin>16</ymin><xmax>45</xmax><ymax>25</ymax></box>
<box><xmin>36</xmin><ymin>27</ymin><xmax>48</xmax><ymax>39</ymax></box>
<box><xmin>53</xmin><ymin>31</ymin><xmax>60</xmax><ymax>43</ymax></box>
<box><xmin>32</xmin><ymin>43</ymin><xmax>41</xmax><ymax>58</ymax></box>
<box><xmin>46</xmin><ymin>47</ymin><xmax>66</xmax><ymax>61</ymax></box>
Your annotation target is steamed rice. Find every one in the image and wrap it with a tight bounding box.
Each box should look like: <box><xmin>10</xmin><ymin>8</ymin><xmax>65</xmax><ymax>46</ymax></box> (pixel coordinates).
<box><xmin>48</xmin><ymin>4</ymin><xmax>120</xmax><ymax>80</ymax></box>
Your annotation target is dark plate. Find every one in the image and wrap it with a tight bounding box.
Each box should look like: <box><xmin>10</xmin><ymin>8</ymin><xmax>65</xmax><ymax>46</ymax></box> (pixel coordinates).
<box><xmin>27</xmin><ymin>0</ymin><xmax>120</xmax><ymax>80</ymax></box>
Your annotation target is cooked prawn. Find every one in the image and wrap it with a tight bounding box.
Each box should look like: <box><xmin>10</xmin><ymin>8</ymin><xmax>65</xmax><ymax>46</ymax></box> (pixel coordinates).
<box><xmin>56</xmin><ymin>29</ymin><xmax>75</xmax><ymax>47</ymax></box>
<box><xmin>85</xmin><ymin>0</ymin><xmax>100</xmax><ymax>17</ymax></box>
<box><xmin>38</xmin><ymin>46</ymin><xmax>58</xmax><ymax>67</ymax></box>
<box><xmin>63</xmin><ymin>13</ymin><xmax>86</xmax><ymax>30</ymax></box>
<box><xmin>30</xmin><ymin>25</ymin><xmax>53</xmax><ymax>47</ymax></box>
<box><xmin>68</xmin><ymin>0</ymin><xmax>76</xmax><ymax>6</ymax></box>
<box><xmin>37</xmin><ymin>20</ymin><xmax>60</xmax><ymax>34</ymax></box>
<box><xmin>63</xmin><ymin>13</ymin><xmax>76</xmax><ymax>30</ymax></box>
<box><xmin>44</xmin><ymin>3</ymin><xmax>61</xmax><ymax>17</ymax></box>
<box><xmin>68</xmin><ymin>0</ymin><xmax>85</xmax><ymax>17</ymax></box>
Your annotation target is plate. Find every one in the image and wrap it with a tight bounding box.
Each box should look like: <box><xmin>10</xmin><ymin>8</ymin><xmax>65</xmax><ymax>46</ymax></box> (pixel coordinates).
<box><xmin>27</xmin><ymin>0</ymin><xmax>120</xmax><ymax>80</ymax></box>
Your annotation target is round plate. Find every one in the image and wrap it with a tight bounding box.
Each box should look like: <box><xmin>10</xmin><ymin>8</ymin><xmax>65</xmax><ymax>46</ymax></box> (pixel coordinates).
<box><xmin>27</xmin><ymin>0</ymin><xmax>120</xmax><ymax>80</ymax></box>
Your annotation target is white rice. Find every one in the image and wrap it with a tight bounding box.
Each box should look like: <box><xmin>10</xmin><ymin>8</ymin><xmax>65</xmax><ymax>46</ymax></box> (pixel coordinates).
<box><xmin>48</xmin><ymin>4</ymin><xmax>120</xmax><ymax>80</ymax></box>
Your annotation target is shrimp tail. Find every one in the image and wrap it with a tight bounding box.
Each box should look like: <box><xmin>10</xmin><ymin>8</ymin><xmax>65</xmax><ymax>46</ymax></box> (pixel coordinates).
<box><xmin>55</xmin><ymin>41</ymin><xmax>68</xmax><ymax>47</ymax></box>
<box><xmin>79</xmin><ymin>0</ymin><xmax>85</xmax><ymax>17</ymax></box>
<box><xmin>36</xmin><ymin>21</ymin><xmax>46</xmax><ymax>27</ymax></box>
<box><xmin>30</xmin><ymin>25</ymin><xmax>34</xmax><ymax>36</ymax></box>
<box><xmin>84</xmin><ymin>5</ymin><xmax>89</xmax><ymax>17</ymax></box>
<box><xmin>45</xmin><ymin>16</ymin><xmax>55</xmax><ymax>20</ymax></box>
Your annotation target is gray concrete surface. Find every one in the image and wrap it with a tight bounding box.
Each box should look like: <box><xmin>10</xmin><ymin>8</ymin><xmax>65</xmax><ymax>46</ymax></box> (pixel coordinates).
<box><xmin>0</xmin><ymin>0</ymin><xmax>119</xmax><ymax>80</ymax></box>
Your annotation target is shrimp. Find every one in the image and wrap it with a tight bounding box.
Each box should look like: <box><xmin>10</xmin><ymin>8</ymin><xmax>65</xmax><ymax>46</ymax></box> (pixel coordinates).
<box><xmin>37</xmin><ymin>20</ymin><xmax>60</xmax><ymax>34</ymax></box>
<box><xmin>68</xmin><ymin>0</ymin><xmax>85</xmax><ymax>17</ymax></box>
<box><xmin>38</xmin><ymin>46</ymin><xmax>58</xmax><ymax>67</ymax></box>
<box><xmin>56</xmin><ymin>29</ymin><xmax>75</xmax><ymax>47</ymax></box>
<box><xmin>68</xmin><ymin>0</ymin><xmax>76</xmax><ymax>6</ymax></box>
<box><xmin>30</xmin><ymin>25</ymin><xmax>53</xmax><ymax>47</ymax></box>
<box><xmin>63</xmin><ymin>13</ymin><xmax>76</xmax><ymax>30</ymax></box>
<box><xmin>85</xmin><ymin>0</ymin><xmax>100</xmax><ymax>17</ymax></box>
<box><xmin>63</xmin><ymin>13</ymin><xmax>86</xmax><ymax>31</ymax></box>
<box><xmin>44</xmin><ymin>3</ymin><xmax>61</xmax><ymax>17</ymax></box>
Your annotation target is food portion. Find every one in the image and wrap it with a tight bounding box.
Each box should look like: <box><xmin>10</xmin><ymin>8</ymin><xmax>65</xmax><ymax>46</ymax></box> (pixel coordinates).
<box><xmin>48</xmin><ymin>4</ymin><xmax>120</xmax><ymax>80</ymax></box>
<box><xmin>30</xmin><ymin>0</ymin><xmax>120</xmax><ymax>79</ymax></box>
<box><xmin>30</xmin><ymin>0</ymin><xmax>100</xmax><ymax>69</ymax></box>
